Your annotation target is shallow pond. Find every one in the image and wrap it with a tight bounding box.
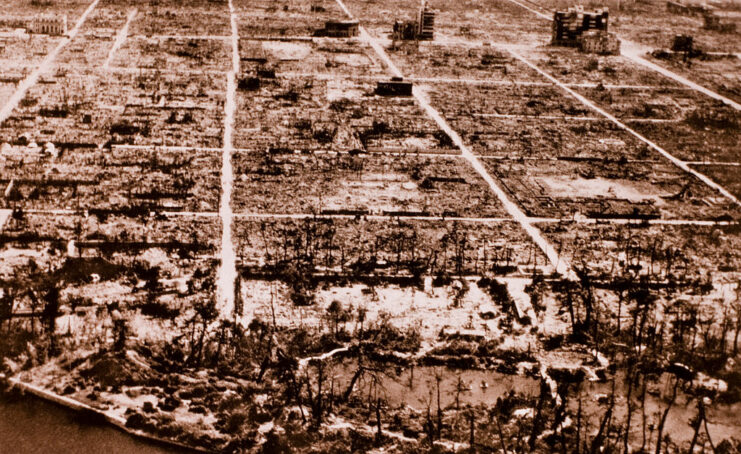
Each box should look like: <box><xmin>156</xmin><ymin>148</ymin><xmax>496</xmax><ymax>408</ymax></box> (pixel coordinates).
<box><xmin>328</xmin><ymin>364</ymin><xmax>541</xmax><ymax>410</ymax></box>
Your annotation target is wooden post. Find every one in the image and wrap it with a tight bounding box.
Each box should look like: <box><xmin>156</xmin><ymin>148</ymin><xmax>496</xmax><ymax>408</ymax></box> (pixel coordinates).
<box><xmin>469</xmin><ymin>411</ymin><xmax>475</xmax><ymax>453</ymax></box>
<box><xmin>376</xmin><ymin>398</ymin><xmax>382</xmax><ymax>443</ymax></box>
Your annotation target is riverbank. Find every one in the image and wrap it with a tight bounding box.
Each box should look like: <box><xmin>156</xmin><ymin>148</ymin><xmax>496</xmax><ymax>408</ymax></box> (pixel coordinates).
<box><xmin>0</xmin><ymin>373</ymin><xmax>209</xmax><ymax>453</ymax></box>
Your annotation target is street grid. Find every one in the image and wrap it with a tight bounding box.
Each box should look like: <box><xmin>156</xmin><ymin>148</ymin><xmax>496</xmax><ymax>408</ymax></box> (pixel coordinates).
<box><xmin>0</xmin><ymin>0</ymin><xmax>739</xmax><ymax>303</ymax></box>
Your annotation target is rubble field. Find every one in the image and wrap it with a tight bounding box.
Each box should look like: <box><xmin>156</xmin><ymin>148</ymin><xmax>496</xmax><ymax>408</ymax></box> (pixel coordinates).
<box><xmin>645</xmin><ymin>52</ymin><xmax>741</xmax><ymax>105</ymax></box>
<box><xmin>236</xmin><ymin>0</ymin><xmax>347</xmax><ymax>39</ymax></box>
<box><xmin>483</xmin><ymin>158</ymin><xmax>741</xmax><ymax>220</ymax></box>
<box><xmin>0</xmin><ymin>69</ymin><xmax>226</xmax><ymax>148</ymax></box>
<box><xmin>0</xmin><ymin>0</ymin><xmax>740</xmax><ymax>452</ymax></box>
<box><xmin>234</xmin><ymin>76</ymin><xmax>454</xmax><ymax>153</ymax></box>
<box><xmin>0</xmin><ymin>36</ymin><xmax>63</xmax><ymax>78</ymax></box>
<box><xmin>446</xmin><ymin>116</ymin><xmax>651</xmax><ymax>159</ymax></box>
<box><xmin>112</xmin><ymin>36</ymin><xmax>233</xmax><ymax>73</ymax></box>
<box><xmin>0</xmin><ymin>0</ymin><xmax>92</xmax><ymax>24</ymax></box>
<box><xmin>126</xmin><ymin>0</ymin><xmax>232</xmax><ymax>37</ymax></box>
<box><xmin>386</xmin><ymin>43</ymin><xmax>546</xmax><ymax>80</ymax></box>
<box><xmin>240</xmin><ymin>38</ymin><xmax>385</xmax><ymax>77</ymax></box>
<box><xmin>231</xmin><ymin>152</ymin><xmax>506</xmax><ymax>216</ymax></box>
<box><xmin>691</xmin><ymin>164</ymin><xmax>741</xmax><ymax>199</ymax></box>
<box><xmin>1</xmin><ymin>144</ymin><xmax>221</xmax><ymax>212</ymax></box>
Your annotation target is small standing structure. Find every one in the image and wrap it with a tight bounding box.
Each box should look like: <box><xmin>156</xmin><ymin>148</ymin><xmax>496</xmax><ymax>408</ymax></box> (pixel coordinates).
<box><xmin>241</xmin><ymin>42</ymin><xmax>269</xmax><ymax>64</ymax></box>
<box><xmin>671</xmin><ymin>34</ymin><xmax>696</xmax><ymax>61</ymax></box>
<box><xmin>671</xmin><ymin>34</ymin><xmax>694</xmax><ymax>53</ymax></box>
<box><xmin>319</xmin><ymin>20</ymin><xmax>359</xmax><ymax>37</ymax></box>
<box><xmin>310</xmin><ymin>0</ymin><xmax>326</xmax><ymax>12</ymax></box>
<box><xmin>392</xmin><ymin>20</ymin><xmax>418</xmax><ymax>41</ymax></box>
<box><xmin>666</xmin><ymin>0</ymin><xmax>713</xmax><ymax>16</ymax></box>
<box><xmin>29</xmin><ymin>15</ymin><xmax>67</xmax><ymax>36</ymax></box>
<box><xmin>376</xmin><ymin>77</ymin><xmax>413</xmax><ymax>96</ymax></box>
<box><xmin>703</xmin><ymin>12</ymin><xmax>737</xmax><ymax>33</ymax></box>
<box><xmin>580</xmin><ymin>29</ymin><xmax>620</xmax><ymax>55</ymax></box>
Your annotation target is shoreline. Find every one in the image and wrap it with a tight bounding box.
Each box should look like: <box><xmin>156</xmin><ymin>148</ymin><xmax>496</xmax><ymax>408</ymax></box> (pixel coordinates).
<box><xmin>0</xmin><ymin>373</ymin><xmax>211</xmax><ymax>453</ymax></box>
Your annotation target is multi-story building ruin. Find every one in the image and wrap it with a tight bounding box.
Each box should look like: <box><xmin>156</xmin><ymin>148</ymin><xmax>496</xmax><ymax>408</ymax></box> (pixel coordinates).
<box><xmin>392</xmin><ymin>20</ymin><xmax>418</xmax><ymax>40</ymax></box>
<box><xmin>551</xmin><ymin>6</ymin><xmax>618</xmax><ymax>54</ymax></box>
<box><xmin>29</xmin><ymin>15</ymin><xmax>67</xmax><ymax>36</ymax></box>
<box><xmin>392</xmin><ymin>0</ymin><xmax>436</xmax><ymax>41</ymax></box>
<box><xmin>552</xmin><ymin>6</ymin><xmax>609</xmax><ymax>47</ymax></box>
<box><xmin>417</xmin><ymin>1</ymin><xmax>435</xmax><ymax>40</ymax></box>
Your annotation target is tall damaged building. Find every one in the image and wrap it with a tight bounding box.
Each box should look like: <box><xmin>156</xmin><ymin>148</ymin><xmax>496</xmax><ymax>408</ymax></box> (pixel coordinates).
<box><xmin>552</xmin><ymin>6</ymin><xmax>619</xmax><ymax>55</ymax></box>
<box><xmin>552</xmin><ymin>6</ymin><xmax>609</xmax><ymax>47</ymax></box>
<box><xmin>417</xmin><ymin>0</ymin><xmax>435</xmax><ymax>40</ymax></box>
<box><xmin>392</xmin><ymin>0</ymin><xmax>436</xmax><ymax>41</ymax></box>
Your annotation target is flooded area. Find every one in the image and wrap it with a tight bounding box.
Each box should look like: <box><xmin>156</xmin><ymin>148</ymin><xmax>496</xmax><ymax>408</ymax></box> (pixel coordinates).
<box><xmin>329</xmin><ymin>364</ymin><xmax>541</xmax><ymax>410</ymax></box>
<box><xmin>578</xmin><ymin>377</ymin><xmax>741</xmax><ymax>446</ymax></box>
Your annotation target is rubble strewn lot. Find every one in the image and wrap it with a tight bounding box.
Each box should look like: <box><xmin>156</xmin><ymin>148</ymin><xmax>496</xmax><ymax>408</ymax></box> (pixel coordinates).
<box><xmin>387</xmin><ymin>43</ymin><xmax>545</xmax><ymax>80</ymax></box>
<box><xmin>1</xmin><ymin>212</ymin><xmax>220</xmax><ymax>251</ymax></box>
<box><xmin>0</xmin><ymin>84</ymin><xmax>16</xmax><ymax>108</ymax></box>
<box><xmin>433</xmin><ymin>0</ymin><xmax>551</xmax><ymax>45</ymax></box>
<box><xmin>574</xmin><ymin>85</ymin><xmax>712</xmax><ymax>120</ymax></box>
<box><xmin>691</xmin><ymin>164</ymin><xmax>741</xmax><ymax>199</ymax></box>
<box><xmin>1</xmin><ymin>0</ymin><xmax>740</xmax><ymax>452</ymax></box>
<box><xmin>521</xmin><ymin>46</ymin><xmax>682</xmax><ymax>86</ymax></box>
<box><xmin>125</xmin><ymin>0</ymin><xmax>231</xmax><ymax>37</ymax></box>
<box><xmin>112</xmin><ymin>36</ymin><xmax>233</xmax><ymax>72</ymax></box>
<box><xmin>446</xmin><ymin>116</ymin><xmax>650</xmax><ymax>158</ymax></box>
<box><xmin>0</xmin><ymin>0</ymin><xmax>91</xmax><ymax>23</ymax></box>
<box><xmin>0</xmin><ymin>36</ymin><xmax>63</xmax><ymax>78</ymax></box>
<box><xmin>571</xmin><ymin>85</ymin><xmax>741</xmax><ymax>167</ymax></box>
<box><xmin>540</xmin><ymin>221</ymin><xmax>741</xmax><ymax>278</ymax></box>
<box><xmin>645</xmin><ymin>52</ymin><xmax>741</xmax><ymax>105</ymax></box>
<box><xmin>240</xmin><ymin>38</ymin><xmax>385</xmax><ymax>77</ymax></box>
<box><xmin>235</xmin><ymin>0</ymin><xmax>347</xmax><ymax>38</ymax></box>
<box><xmin>483</xmin><ymin>159</ymin><xmax>741</xmax><ymax>220</ymax></box>
<box><xmin>426</xmin><ymin>82</ymin><xmax>595</xmax><ymax>118</ymax></box>
<box><xmin>0</xmin><ymin>70</ymin><xmax>226</xmax><ymax>148</ymax></box>
<box><xmin>631</xmin><ymin>109</ymin><xmax>741</xmax><ymax>162</ymax></box>
<box><xmin>234</xmin><ymin>76</ymin><xmax>452</xmax><ymax>152</ymax></box>
<box><xmin>0</xmin><ymin>144</ymin><xmax>221</xmax><ymax>211</ymax></box>
<box><xmin>232</xmin><ymin>152</ymin><xmax>506</xmax><ymax>216</ymax></box>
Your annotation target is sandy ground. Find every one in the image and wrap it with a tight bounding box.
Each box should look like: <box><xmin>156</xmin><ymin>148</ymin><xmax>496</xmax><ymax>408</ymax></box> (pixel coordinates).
<box><xmin>243</xmin><ymin>279</ymin><xmax>502</xmax><ymax>338</ymax></box>
<box><xmin>536</xmin><ymin>175</ymin><xmax>671</xmax><ymax>203</ymax></box>
<box><xmin>262</xmin><ymin>41</ymin><xmax>313</xmax><ymax>60</ymax></box>
<box><xmin>237</xmin><ymin>276</ymin><xmax>565</xmax><ymax>359</ymax></box>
